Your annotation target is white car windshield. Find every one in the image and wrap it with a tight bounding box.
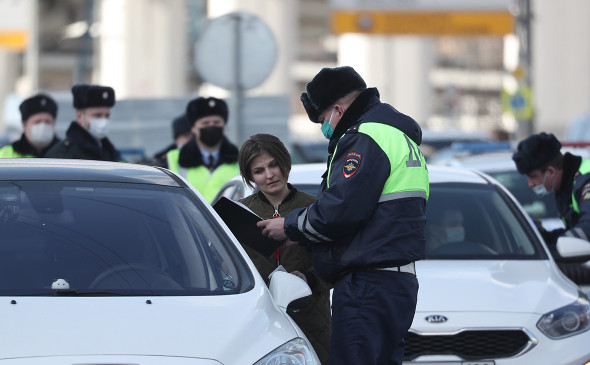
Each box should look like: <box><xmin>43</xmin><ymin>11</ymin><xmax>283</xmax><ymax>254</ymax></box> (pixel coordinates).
<box><xmin>426</xmin><ymin>183</ymin><xmax>548</xmax><ymax>260</ymax></box>
<box><xmin>0</xmin><ymin>181</ymin><xmax>253</xmax><ymax>296</ymax></box>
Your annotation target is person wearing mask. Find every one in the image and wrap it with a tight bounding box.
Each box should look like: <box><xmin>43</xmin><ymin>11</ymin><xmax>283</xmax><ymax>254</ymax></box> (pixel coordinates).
<box><xmin>167</xmin><ymin>96</ymin><xmax>238</xmax><ymax>203</ymax></box>
<box><xmin>237</xmin><ymin>133</ymin><xmax>332</xmax><ymax>364</ymax></box>
<box><xmin>0</xmin><ymin>93</ymin><xmax>60</xmax><ymax>158</ymax></box>
<box><xmin>257</xmin><ymin>66</ymin><xmax>429</xmax><ymax>365</ymax></box>
<box><xmin>426</xmin><ymin>208</ymin><xmax>465</xmax><ymax>252</ymax></box>
<box><xmin>512</xmin><ymin>132</ymin><xmax>590</xmax><ymax>285</ymax></box>
<box><xmin>152</xmin><ymin>114</ymin><xmax>192</xmax><ymax>168</ymax></box>
<box><xmin>45</xmin><ymin>84</ymin><xmax>122</xmax><ymax>161</ymax></box>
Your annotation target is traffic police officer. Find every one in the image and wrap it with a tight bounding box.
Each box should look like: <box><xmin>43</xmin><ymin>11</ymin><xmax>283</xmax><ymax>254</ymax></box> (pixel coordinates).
<box><xmin>0</xmin><ymin>93</ymin><xmax>60</xmax><ymax>158</ymax></box>
<box><xmin>45</xmin><ymin>84</ymin><xmax>122</xmax><ymax>161</ymax></box>
<box><xmin>512</xmin><ymin>132</ymin><xmax>590</xmax><ymax>284</ymax></box>
<box><xmin>258</xmin><ymin>66</ymin><xmax>429</xmax><ymax>365</ymax></box>
<box><xmin>152</xmin><ymin>114</ymin><xmax>193</xmax><ymax>168</ymax></box>
<box><xmin>167</xmin><ymin>97</ymin><xmax>239</xmax><ymax>203</ymax></box>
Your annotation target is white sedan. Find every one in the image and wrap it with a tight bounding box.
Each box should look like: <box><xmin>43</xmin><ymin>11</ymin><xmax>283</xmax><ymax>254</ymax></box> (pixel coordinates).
<box><xmin>407</xmin><ymin>165</ymin><xmax>590</xmax><ymax>364</ymax></box>
<box><xmin>0</xmin><ymin>159</ymin><xmax>319</xmax><ymax>364</ymax></box>
<box><xmin>216</xmin><ymin>163</ymin><xmax>590</xmax><ymax>364</ymax></box>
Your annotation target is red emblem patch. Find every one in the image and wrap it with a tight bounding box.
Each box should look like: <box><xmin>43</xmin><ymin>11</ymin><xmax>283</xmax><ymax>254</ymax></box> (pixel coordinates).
<box><xmin>343</xmin><ymin>152</ymin><xmax>361</xmax><ymax>178</ymax></box>
<box><xmin>582</xmin><ymin>183</ymin><xmax>590</xmax><ymax>202</ymax></box>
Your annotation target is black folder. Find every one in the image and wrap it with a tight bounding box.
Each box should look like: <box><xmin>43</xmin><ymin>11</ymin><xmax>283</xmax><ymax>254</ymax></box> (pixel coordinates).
<box><xmin>213</xmin><ymin>197</ymin><xmax>282</xmax><ymax>257</ymax></box>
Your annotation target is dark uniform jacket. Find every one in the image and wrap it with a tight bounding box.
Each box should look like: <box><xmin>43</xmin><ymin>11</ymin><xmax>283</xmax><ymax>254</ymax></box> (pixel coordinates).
<box><xmin>45</xmin><ymin>121</ymin><xmax>122</xmax><ymax>161</ymax></box>
<box><xmin>1</xmin><ymin>133</ymin><xmax>60</xmax><ymax>158</ymax></box>
<box><xmin>284</xmin><ymin>88</ymin><xmax>428</xmax><ymax>284</ymax></box>
<box><xmin>543</xmin><ymin>153</ymin><xmax>590</xmax><ymax>285</ymax></box>
<box><xmin>239</xmin><ymin>186</ymin><xmax>332</xmax><ymax>365</ymax></box>
<box><xmin>555</xmin><ymin>153</ymin><xmax>590</xmax><ymax>240</ymax></box>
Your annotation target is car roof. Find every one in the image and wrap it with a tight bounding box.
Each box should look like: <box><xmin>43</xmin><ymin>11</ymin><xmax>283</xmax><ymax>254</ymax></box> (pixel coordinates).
<box><xmin>0</xmin><ymin>158</ymin><xmax>180</xmax><ymax>186</ymax></box>
<box><xmin>289</xmin><ymin>163</ymin><xmax>326</xmax><ymax>184</ymax></box>
<box><xmin>222</xmin><ymin>163</ymin><xmax>492</xmax><ymax>192</ymax></box>
<box><xmin>289</xmin><ymin>163</ymin><xmax>492</xmax><ymax>185</ymax></box>
<box><xmin>428</xmin><ymin>164</ymin><xmax>490</xmax><ymax>184</ymax></box>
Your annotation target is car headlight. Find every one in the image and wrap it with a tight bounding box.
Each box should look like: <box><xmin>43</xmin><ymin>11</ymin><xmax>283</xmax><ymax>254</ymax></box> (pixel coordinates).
<box><xmin>254</xmin><ymin>338</ymin><xmax>318</xmax><ymax>365</ymax></box>
<box><xmin>537</xmin><ymin>295</ymin><xmax>590</xmax><ymax>339</ymax></box>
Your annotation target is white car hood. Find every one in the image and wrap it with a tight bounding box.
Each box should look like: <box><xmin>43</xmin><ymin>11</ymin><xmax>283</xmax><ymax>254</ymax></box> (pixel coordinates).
<box><xmin>0</xmin><ymin>287</ymin><xmax>299</xmax><ymax>364</ymax></box>
<box><xmin>416</xmin><ymin>260</ymin><xmax>580</xmax><ymax>314</ymax></box>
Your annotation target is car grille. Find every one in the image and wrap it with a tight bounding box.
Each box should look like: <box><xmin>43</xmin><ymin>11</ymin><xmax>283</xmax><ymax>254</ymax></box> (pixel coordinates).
<box><xmin>404</xmin><ymin>329</ymin><xmax>533</xmax><ymax>361</ymax></box>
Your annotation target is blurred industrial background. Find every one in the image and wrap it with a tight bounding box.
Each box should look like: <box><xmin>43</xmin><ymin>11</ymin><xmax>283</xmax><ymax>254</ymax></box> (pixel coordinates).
<box><xmin>1</xmin><ymin>0</ymin><xmax>589</xmax><ymax>159</ymax></box>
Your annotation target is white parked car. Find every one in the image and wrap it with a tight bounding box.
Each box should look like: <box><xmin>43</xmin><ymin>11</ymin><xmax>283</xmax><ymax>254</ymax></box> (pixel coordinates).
<box><xmin>216</xmin><ymin>162</ymin><xmax>590</xmax><ymax>364</ymax></box>
<box><xmin>0</xmin><ymin>159</ymin><xmax>319</xmax><ymax>364</ymax></box>
<box><xmin>429</xmin><ymin>145</ymin><xmax>590</xmax><ymax>295</ymax></box>
<box><xmin>407</xmin><ymin>165</ymin><xmax>590</xmax><ymax>364</ymax></box>
<box><xmin>431</xmin><ymin>149</ymin><xmax>563</xmax><ymax>230</ymax></box>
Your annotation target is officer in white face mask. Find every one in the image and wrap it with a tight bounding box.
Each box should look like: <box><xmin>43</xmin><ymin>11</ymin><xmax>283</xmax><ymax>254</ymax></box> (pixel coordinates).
<box><xmin>0</xmin><ymin>93</ymin><xmax>60</xmax><ymax>158</ymax></box>
<box><xmin>45</xmin><ymin>84</ymin><xmax>123</xmax><ymax>161</ymax></box>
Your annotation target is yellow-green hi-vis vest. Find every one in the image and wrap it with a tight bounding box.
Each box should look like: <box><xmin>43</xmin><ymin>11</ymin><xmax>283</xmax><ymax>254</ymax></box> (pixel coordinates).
<box><xmin>0</xmin><ymin>145</ymin><xmax>34</xmax><ymax>158</ymax></box>
<box><xmin>327</xmin><ymin>122</ymin><xmax>429</xmax><ymax>201</ymax></box>
<box><xmin>570</xmin><ymin>159</ymin><xmax>590</xmax><ymax>214</ymax></box>
<box><xmin>167</xmin><ymin>149</ymin><xmax>239</xmax><ymax>203</ymax></box>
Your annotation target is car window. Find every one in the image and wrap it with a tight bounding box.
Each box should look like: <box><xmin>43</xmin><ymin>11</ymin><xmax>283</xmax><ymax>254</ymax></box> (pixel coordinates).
<box><xmin>0</xmin><ymin>181</ymin><xmax>254</xmax><ymax>296</ymax></box>
<box><xmin>486</xmin><ymin>170</ymin><xmax>559</xmax><ymax>220</ymax></box>
<box><xmin>216</xmin><ymin>180</ymin><xmax>243</xmax><ymax>201</ymax></box>
<box><xmin>425</xmin><ymin>183</ymin><xmax>547</xmax><ymax>260</ymax></box>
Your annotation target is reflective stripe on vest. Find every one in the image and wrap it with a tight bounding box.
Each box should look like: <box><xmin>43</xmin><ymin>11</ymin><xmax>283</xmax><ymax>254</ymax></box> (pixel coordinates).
<box><xmin>571</xmin><ymin>159</ymin><xmax>590</xmax><ymax>213</ymax></box>
<box><xmin>167</xmin><ymin>148</ymin><xmax>238</xmax><ymax>203</ymax></box>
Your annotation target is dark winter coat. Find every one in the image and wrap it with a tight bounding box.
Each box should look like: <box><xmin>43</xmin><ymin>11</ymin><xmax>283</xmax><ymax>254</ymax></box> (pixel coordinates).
<box><xmin>542</xmin><ymin>153</ymin><xmax>590</xmax><ymax>285</ymax></box>
<box><xmin>45</xmin><ymin>121</ymin><xmax>123</xmax><ymax>161</ymax></box>
<box><xmin>239</xmin><ymin>186</ymin><xmax>332</xmax><ymax>364</ymax></box>
<box><xmin>284</xmin><ymin>88</ymin><xmax>429</xmax><ymax>283</ymax></box>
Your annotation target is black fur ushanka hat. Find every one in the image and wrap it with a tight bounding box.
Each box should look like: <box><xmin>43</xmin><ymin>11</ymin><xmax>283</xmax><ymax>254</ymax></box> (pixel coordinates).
<box><xmin>186</xmin><ymin>97</ymin><xmax>228</xmax><ymax>125</ymax></box>
<box><xmin>512</xmin><ymin>132</ymin><xmax>562</xmax><ymax>174</ymax></box>
<box><xmin>300</xmin><ymin>66</ymin><xmax>367</xmax><ymax>123</ymax></box>
<box><xmin>19</xmin><ymin>93</ymin><xmax>58</xmax><ymax>122</ymax></box>
<box><xmin>72</xmin><ymin>84</ymin><xmax>116</xmax><ymax>109</ymax></box>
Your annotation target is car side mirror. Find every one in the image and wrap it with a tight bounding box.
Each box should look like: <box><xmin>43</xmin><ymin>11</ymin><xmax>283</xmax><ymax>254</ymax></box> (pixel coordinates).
<box><xmin>268</xmin><ymin>271</ymin><xmax>312</xmax><ymax>312</ymax></box>
<box><xmin>556</xmin><ymin>236</ymin><xmax>590</xmax><ymax>261</ymax></box>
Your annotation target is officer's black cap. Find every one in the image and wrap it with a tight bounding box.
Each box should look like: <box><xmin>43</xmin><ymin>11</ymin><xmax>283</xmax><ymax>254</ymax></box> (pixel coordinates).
<box><xmin>171</xmin><ymin>114</ymin><xmax>192</xmax><ymax>139</ymax></box>
<box><xmin>72</xmin><ymin>84</ymin><xmax>116</xmax><ymax>109</ymax></box>
<box><xmin>512</xmin><ymin>132</ymin><xmax>562</xmax><ymax>174</ymax></box>
<box><xmin>19</xmin><ymin>93</ymin><xmax>58</xmax><ymax>122</ymax></box>
<box><xmin>186</xmin><ymin>97</ymin><xmax>228</xmax><ymax>125</ymax></box>
<box><xmin>300</xmin><ymin>66</ymin><xmax>367</xmax><ymax>123</ymax></box>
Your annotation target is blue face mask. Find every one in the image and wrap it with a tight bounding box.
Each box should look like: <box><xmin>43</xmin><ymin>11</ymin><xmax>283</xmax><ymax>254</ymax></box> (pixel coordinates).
<box><xmin>532</xmin><ymin>170</ymin><xmax>552</xmax><ymax>196</ymax></box>
<box><xmin>321</xmin><ymin>108</ymin><xmax>335</xmax><ymax>140</ymax></box>
<box><xmin>532</xmin><ymin>184</ymin><xmax>548</xmax><ymax>196</ymax></box>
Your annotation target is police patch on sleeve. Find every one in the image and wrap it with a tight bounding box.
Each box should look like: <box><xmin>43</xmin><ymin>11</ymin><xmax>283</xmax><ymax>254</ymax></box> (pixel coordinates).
<box><xmin>582</xmin><ymin>183</ymin><xmax>590</xmax><ymax>202</ymax></box>
<box><xmin>343</xmin><ymin>152</ymin><xmax>361</xmax><ymax>178</ymax></box>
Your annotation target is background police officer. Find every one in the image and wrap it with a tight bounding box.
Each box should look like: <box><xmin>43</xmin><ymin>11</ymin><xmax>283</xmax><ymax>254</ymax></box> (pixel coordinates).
<box><xmin>0</xmin><ymin>93</ymin><xmax>60</xmax><ymax>158</ymax></box>
<box><xmin>45</xmin><ymin>84</ymin><xmax>122</xmax><ymax>161</ymax></box>
<box><xmin>167</xmin><ymin>97</ymin><xmax>239</xmax><ymax>203</ymax></box>
<box><xmin>512</xmin><ymin>132</ymin><xmax>590</xmax><ymax>285</ymax></box>
<box><xmin>258</xmin><ymin>66</ymin><xmax>429</xmax><ymax>365</ymax></box>
<box><xmin>152</xmin><ymin>113</ymin><xmax>192</xmax><ymax>167</ymax></box>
